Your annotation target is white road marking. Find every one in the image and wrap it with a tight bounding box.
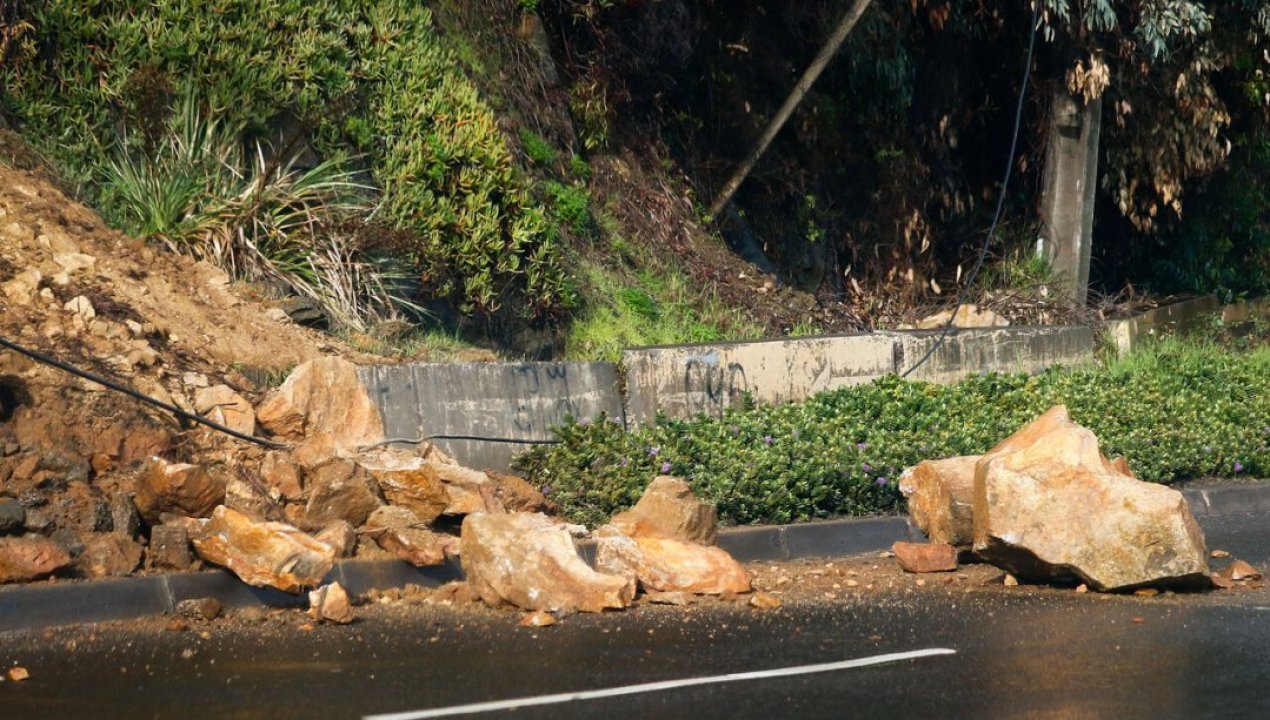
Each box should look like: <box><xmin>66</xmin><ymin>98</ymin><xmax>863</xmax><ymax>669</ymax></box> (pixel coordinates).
<box><xmin>363</xmin><ymin>647</ymin><xmax>956</xmax><ymax>720</ymax></box>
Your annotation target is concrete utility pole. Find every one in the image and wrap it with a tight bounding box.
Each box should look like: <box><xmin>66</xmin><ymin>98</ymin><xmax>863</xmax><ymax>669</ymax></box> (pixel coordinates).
<box><xmin>707</xmin><ymin>0</ymin><xmax>874</xmax><ymax>219</ymax></box>
<box><xmin>1037</xmin><ymin>90</ymin><xmax>1102</xmax><ymax>305</ymax></box>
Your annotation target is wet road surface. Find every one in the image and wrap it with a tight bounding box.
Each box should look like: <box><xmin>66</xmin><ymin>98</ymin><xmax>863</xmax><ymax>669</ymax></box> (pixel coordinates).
<box><xmin>1</xmin><ymin>512</ymin><xmax>1267</xmax><ymax>720</ymax></box>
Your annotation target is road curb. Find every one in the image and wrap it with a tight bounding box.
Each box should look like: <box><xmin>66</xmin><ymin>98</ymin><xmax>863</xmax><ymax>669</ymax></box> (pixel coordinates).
<box><xmin>2</xmin><ymin>482</ymin><xmax>1267</xmax><ymax>633</ymax></box>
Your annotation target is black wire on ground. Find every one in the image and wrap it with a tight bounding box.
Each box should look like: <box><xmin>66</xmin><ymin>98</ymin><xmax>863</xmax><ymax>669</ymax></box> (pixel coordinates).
<box><xmin>900</xmin><ymin>0</ymin><xmax>1042</xmax><ymax>378</ymax></box>
<box><xmin>0</xmin><ymin>334</ymin><xmax>288</xmax><ymax>450</ymax></box>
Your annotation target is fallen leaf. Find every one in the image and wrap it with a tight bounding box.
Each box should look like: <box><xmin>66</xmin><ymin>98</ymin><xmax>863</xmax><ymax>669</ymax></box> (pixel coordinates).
<box><xmin>8</xmin><ymin>666</ymin><xmax>30</xmax><ymax>682</ymax></box>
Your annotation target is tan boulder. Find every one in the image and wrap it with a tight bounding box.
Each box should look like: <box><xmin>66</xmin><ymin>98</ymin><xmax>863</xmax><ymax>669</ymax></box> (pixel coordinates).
<box><xmin>194</xmin><ymin>385</ymin><xmax>256</xmax><ymax>437</ymax></box>
<box><xmin>973</xmin><ymin>406</ymin><xmax>1210</xmax><ymax>591</ymax></box>
<box><xmin>255</xmin><ymin>357</ymin><xmax>384</xmax><ymax>453</ymax></box>
<box><xmin>192</xmin><ymin>506</ymin><xmax>335</xmax><ymax>594</ymax></box>
<box><xmin>610</xmin><ymin>476</ymin><xmax>718</xmax><ymax>545</ymax></box>
<box><xmin>433</xmin><ymin>464</ymin><xmax>505</xmax><ymax>516</ymax></box>
<box><xmin>357</xmin><ymin>448</ymin><xmax>449</xmax><ymax>523</ymax></box>
<box><xmin>460</xmin><ymin>512</ymin><xmax>634</xmax><ymax>613</ymax></box>
<box><xmin>0</xmin><ymin>536</ymin><xmax>72</xmax><ymax>582</ymax></box>
<box><xmin>77</xmin><ymin>533</ymin><xmax>144</xmax><ymax>578</ymax></box>
<box><xmin>892</xmin><ymin>541</ymin><xmax>958</xmax><ymax>573</ymax></box>
<box><xmin>304</xmin><ymin>458</ymin><xmax>383</xmax><ymax>528</ymax></box>
<box><xmin>133</xmin><ymin>458</ymin><xmax>225</xmax><ymax>523</ymax></box>
<box><xmin>899</xmin><ymin>456</ymin><xmax>979</xmax><ymax>547</ymax></box>
<box><xmin>595</xmin><ymin>527</ymin><xmax>751</xmax><ymax>595</ymax></box>
<box><xmin>314</xmin><ymin>521</ymin><xmax>357</xmax><ymax>558</ymax></box>
<box><xmin>363</xmin><ymin>506</ymin><xmax>456</xmax><ymax>567</ymax></box>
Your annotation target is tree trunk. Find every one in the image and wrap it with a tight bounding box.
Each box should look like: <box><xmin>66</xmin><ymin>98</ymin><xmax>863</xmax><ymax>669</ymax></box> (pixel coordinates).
<box><xmin>707</xmin><ymin>0</ymin><xmax>874</xmax><ymax>219</ymax></box>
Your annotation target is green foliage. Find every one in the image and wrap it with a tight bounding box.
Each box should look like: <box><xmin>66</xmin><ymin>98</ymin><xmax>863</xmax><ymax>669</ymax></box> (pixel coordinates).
<box><xmin>518</xmin><ymin>128</ymin><xmax>558</xmax><ymax>167</ymax></box>
<box><xmin>517</xmin><ymin>342</ymin><xmax>1270</xmax><ymax>527</ymax></box>
<box><xmin>545</xmin><ymin>180</ymin><xmax>592</xmax><ymax>235</ymax></box>
<box><xmin>1</xmin><ymin>0</ymin><xmax>571</xmax><ymax>319</ymax></box>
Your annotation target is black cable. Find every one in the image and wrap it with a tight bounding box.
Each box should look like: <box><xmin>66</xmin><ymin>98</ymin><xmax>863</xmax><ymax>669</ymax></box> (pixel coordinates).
<box><xmin>900</xmin><ymin>0</ymin><xmax>1041</xmax><ymax>378</ymax></box>
<box><xmin>0</xmin><ymin>334</ymin><xmax>288</xmax><ymax>449</ymax></box>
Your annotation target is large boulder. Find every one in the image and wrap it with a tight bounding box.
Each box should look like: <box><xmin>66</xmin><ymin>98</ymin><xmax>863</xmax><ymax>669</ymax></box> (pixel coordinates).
<box><xmin>595</xmin><ymin>527</ymin><xmax>751</xmax><ymax>595</ymax></box>
<box><xmin>899</xmin><ymin>456</ymin><xmax>979</xmax><ymax>547</ymax></box>
<box><xmin>304</xmin><ymin>459</ymin><xmax>383</xmax><ymax>528</ymax></box>
<box><xmin>460</xmin><ymin>512</ymin><xmax>634</xmax><ymax>613</ymax></box>
<box><xmin>255</xmin><ymin>357</ymin><xmax>384</xmax><ymax>454</ymax></box>
<box><xmin>973</xmin><ymin>406</ymin><xmax>1210</xmax><ymax>591</ymax></box>
<box><xmin>610</xmin><ymin>476</ymin><xmax>718</xmax><ymax>545</ymax></box>
<box><xmin>0</xmin><ymin>536</ymin><xmax>72</xmax><ymax>582</ymax></box>
<box><xmin>133</xmin><ymin>459</ymin><xmax>225</xmax><ymax>523</ymax></box>
<box><xmin>357</xmin><ymin>449</ymin><xmax>450</xmax><ymax>524</ymax></box>
<box><xmin>192</xmin><ymin>506</ymin><xmax>335</xmax><ymax>593</ymax></box>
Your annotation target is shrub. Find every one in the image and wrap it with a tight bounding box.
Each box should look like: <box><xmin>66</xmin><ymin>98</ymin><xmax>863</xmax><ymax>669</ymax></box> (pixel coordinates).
<box><xmin>516</xmin><ymin>341</ymin><xmax>1270</xmax><ymax>527</ymax></box>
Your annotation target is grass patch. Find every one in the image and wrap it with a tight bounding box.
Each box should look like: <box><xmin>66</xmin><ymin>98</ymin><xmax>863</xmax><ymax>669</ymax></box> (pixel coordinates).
<box><xmin>517</xmin><ymin>341</ymin><xmax>1270</xmax><ymax>527</ymax></box>
<box><xmin>564</xmin><ymin>261</ymin><xmax>762</xmax><ymax>361</ymax></box>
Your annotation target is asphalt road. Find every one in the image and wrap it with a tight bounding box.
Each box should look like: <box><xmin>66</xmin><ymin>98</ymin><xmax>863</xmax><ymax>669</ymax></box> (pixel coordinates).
<box><xmin>1</xmin><ymin>512</ymin><xmax>1267</xmax><ymax>720</ymax></box>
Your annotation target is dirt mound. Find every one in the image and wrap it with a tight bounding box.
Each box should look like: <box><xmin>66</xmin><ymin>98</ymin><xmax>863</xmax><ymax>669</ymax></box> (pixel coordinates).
<box><xmin>0</xmin><ymin>156</ymin><xmax>366</xmax><ymax>581</ymax></box>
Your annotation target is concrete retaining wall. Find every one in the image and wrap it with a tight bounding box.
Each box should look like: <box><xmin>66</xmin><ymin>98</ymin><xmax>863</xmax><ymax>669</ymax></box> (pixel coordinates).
<box><xmin>621</xmin><ymin>333</ymin><xmax>897</xmax><ymax>424</ymax></box>
<box><xmin>358</xmin><ymin>362</ymin><xmax>623</xmax><ymax>471</ymax></box>
<box><xmin>623</xmin><ymin>326</ymin><xmax>1095</xmax><ymax>423</ymax></box>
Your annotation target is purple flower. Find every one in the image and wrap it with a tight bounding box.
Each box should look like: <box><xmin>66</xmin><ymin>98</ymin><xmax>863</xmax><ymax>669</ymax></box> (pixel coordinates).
<box><xmin>578</xmin><ymin>416</ymin><xmax>593</xmax><ymax>426</ymax></box>
<box><xmin>857</xmin><ymin>443</ymin><xmax>869</xmax><ymax>451</ymax></box>
<box><xmin>862</xmin><ymin>463</ymin><xmax>873</xmax><ymax>473</ymax></box>
<box><xmin>620</xmin><ymin>457</ymin><xmax>630</xmax><ymax>467</ymax></box>
<box><xmin>542</xmin><ymin>485</ymin><xmax>553</xmax><ymax>496</ymax></box>
<box><xmin>648</xmin><ymin>446</ymin><xmax>660</xmax><ymax>457</ymax></box>
<box><xmin>763</xmin><ymin>435</ymin><xmax>773</xmax><ymax>445</ymax></box>
<box><xmin>875</xmin><ymin>476</ymin><xmax>888</xmax><ymax>486</ymax></box>
<box><xmin>1233</xmin><ymin>461</ymin><xmax>1245</xmax><ymax>473</ymax></box>
<box><xmin>660</xmin><ymin>461</ymin><xmax>672</xmax><ymax>474</ymax></box>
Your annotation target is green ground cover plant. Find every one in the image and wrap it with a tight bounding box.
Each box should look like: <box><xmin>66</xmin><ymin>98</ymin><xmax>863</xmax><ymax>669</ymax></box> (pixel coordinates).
<box><xmin>516</xmin><ymin>339</ymin><xmax>1270</xmax><ymax>527</ymax></box>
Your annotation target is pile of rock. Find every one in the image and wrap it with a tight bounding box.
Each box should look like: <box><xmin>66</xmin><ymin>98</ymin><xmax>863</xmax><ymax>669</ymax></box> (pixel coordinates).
<box><xmin>898</xmin><ymin>405</ymin><xmax>1213</xmax><ymax>591</ymax></box>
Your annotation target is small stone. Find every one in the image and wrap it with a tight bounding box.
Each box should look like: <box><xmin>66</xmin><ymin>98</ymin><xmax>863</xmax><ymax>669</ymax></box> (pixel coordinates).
<box><xmin>1228</xmin><ymin>560</ymin><xmax>1262</xmax><ymax>582</ymax></box>
<box><xmin>1133</xmin><ymin>588</ymin><xmax>1160</xmax><ymax>597</ymax></box>
<box><xmin>1211</xmin><ymin>549</ymin><xmax>1231</xmax><ymax>559</ymax></box>
<box><xmin>609</xmin><ymin>476</ymin><xmax>718</xmax><ymax>545</ymax></box>
<box><xmin>519</xmin><ymin>611</ymin><xmax>557</xmax><ymax>628</ymax></box>
<box><xmin>878</xmin><ymin>551</ymin><xmax>895</xmax><ymax>559</ymax></box>
<box><xmin>892</xmin><ymin>542</ymin><xmax>958</xmax><ymax>573</ymax></box>
<box><xmin>308</xmin><ymin>582</ymin><xmax>354</xmax><ymax>624</ymax></box>
<box><xmin>8</xmin><ymin>666</ymin><xmax>30</xmax><ymax>682</ymax></box>
<box><xmin>749</xmin><ymin>591</ymin><xmax>782</xmax><ymax>610</ymax></box>
<box><xmin>134</xmin><ymin>459</ymin><xmax>225</xmax><ymax>524</ymax></box>
<box><xmin>176</xmin><ymin>597</ymin><xmax>223</xmax><ymax>621</ymax></box>
<box><xmin>1004</xmin><ymin>574</ymin><xmax>1019</xmax><ymax>587</ymax></box>
<box><xmin>1076</xmin><ymin>584</ymin><xmax>1089</xmax><ymax>593</ymax></box>
<box><xmin>77</xmin><ymin>533</ymin><xmax>143</xmax><ymax>578</ymax></box>
<box><xmin>110</xmin><ymin>495</ymin><xmax>142</xmax><ymax>538</ymax></box>
<box><xmin>165</xmin><ymin>618</ymin><xmax>189</xmax><ymax>632</ymax></box>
